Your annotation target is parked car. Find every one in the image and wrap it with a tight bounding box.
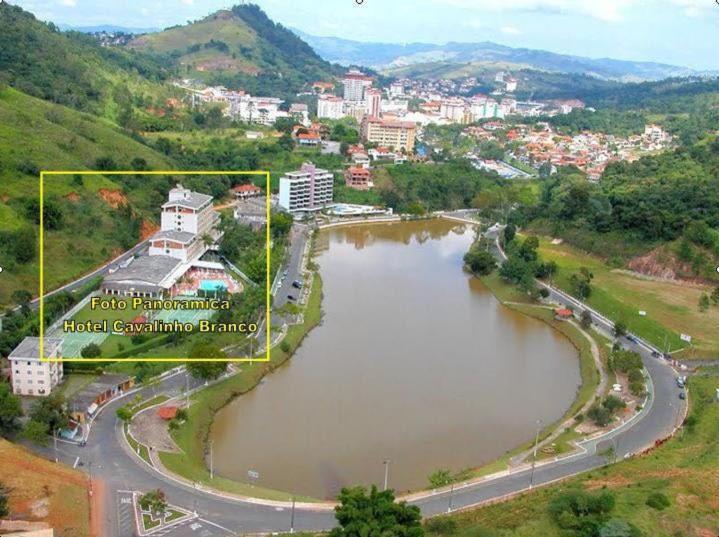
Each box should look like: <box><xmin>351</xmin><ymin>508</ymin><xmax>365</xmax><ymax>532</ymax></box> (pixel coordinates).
<box><xmin>651</xmin><ymin>351</ymin><xmax>660</xmax><ymax>358</ymax></box>
<box><xmin>679</xmin><ymin>392</ymin><xmax>686</xmax><ymax>400</ymax></box>
<box><xmin>287</xmin><ymin>294</ymin><xmax>296</xmax><ymax>301</ymax></box>
<box><xmin>292</xmin><ymin>280</ymin><xmax>302</xmax><ymax>289</ymax></box>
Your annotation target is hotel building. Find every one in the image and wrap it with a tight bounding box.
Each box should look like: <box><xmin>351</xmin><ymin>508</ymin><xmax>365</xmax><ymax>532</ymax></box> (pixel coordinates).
<box><xmin>279</xmin><ymin>163</ymin><xmax>334</xmax><ymax>213</ymax></box>
<box><xmin>361</xmin><ymin>117</ymin><xmax>417</xmax><ymax>153</ymax></box>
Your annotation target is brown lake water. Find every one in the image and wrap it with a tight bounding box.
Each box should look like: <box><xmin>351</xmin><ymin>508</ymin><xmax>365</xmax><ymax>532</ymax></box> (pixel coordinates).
<box><xmin>209</xmin><ymin>219</ymin><xmax>581</xmax><ymax>499</ymax></box>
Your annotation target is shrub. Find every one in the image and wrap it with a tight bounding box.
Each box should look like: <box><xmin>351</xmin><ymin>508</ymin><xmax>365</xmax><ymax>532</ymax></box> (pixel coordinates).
<box><xmin>646</xmin><ymin>491</ymin><xmax>670</xmax><ymax>510</ymax></box>
<box><xmin>425</xmin><ymin>516</ymin><xmax>458</xmax><ymax>535</ymax></box>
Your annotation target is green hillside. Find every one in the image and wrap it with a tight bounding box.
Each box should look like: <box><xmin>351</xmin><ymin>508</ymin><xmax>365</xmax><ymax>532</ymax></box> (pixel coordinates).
<box><xmin>128</xmin><ymin>4</ymin><xmax>339</xmax><ymax>99</ymax></box>
<box><xmin>0</xmin><ymin>86</ymin><xmax>176</xmax><ymax>307</ymax></box>
<box><xmin>0</xmin><ymin>2</ymin><xmax>180</xmax><ymax>124</ymax></box>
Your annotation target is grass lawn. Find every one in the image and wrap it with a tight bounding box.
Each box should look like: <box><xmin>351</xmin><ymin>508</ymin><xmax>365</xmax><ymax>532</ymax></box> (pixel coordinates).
<box><xmin>426</xmin><ymin>369</ymin><xmax>719</xmax><ymax>537</ymax></box>
<box><xmin>0</xmin><ymin>439</ymin><xmax>90</xmax><ymax>537</ymax></box>
<box><xmin>56</xmin><ymin>373</ymin><xmax>99</xmax><ymax>399</ymax></box>
<box><xmin>530</xmin><ymin>235</ymin><xmax>719</xmax><ymax>358</ymax></box>
<box><xmin>158</xmin><ymin>272</ymin><xmax>325</xmax><ymax>502</ymax></box>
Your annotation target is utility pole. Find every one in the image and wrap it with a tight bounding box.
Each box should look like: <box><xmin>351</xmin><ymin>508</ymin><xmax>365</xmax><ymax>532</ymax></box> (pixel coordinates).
<box><xmin>383</xmin><ymin>460</ymin><xmax>390</xmax><ymax>491</ymax></box>
<box><xmin>290</xmin><ymin>497</ymin><xmax>296</xmax><ymax>533</ymax></box>
<box><xmin>529</xmin><ymin>419</ymin><xmax>541</xmax><ymax>489</ymax></box>
<box><xmin>447</xmin><ymin>483</ymin><xmax>455</xmax><ymax>513</ymax></box>
<box><xmin>53</xmin><ymin>429</ymin><xmax>58</xmax><ymax>463</ymax></box>
<box><xmin>209</xmin><ymin>440</ymin><xmax>214</xmax><ymax>479</ymax></box>
<box><xmin>185</xmin><ymin>370</ymin><xmax>190</xmax><ymax>408</ymax></box>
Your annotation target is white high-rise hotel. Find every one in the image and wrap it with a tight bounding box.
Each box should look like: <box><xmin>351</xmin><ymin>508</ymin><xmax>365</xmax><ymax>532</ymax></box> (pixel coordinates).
<box><xmin>149</xmin><ymin>184</ymin><xmax>221</xmax><ymax>263</ymax></box>
<box><xmin>279</xmin><ymin>163</ymin><xmax>334</xmax><ymax>213</ymax></box>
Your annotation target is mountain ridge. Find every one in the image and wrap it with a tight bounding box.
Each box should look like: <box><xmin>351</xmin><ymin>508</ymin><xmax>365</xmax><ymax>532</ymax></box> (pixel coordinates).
<box><xmin>293</xmin><ymin>30</ymin><xmax>699</xmax><ymax>82</ymax></box>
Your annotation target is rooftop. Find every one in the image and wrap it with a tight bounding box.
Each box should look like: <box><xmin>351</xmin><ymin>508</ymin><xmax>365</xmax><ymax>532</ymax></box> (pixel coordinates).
<box><xmin>151</xmin><ymin>230</ymin><xmax>196</xmax><ymax>244</ymax></box>
<box><xmin>9</xmin><ymin>337</ymin><xmax>63</xmax><ymax>360</ymax></box>
<box><xmin>103</xmin><ymin>255</ymin><xmax>182</xmax><ymax>288</ymax></box>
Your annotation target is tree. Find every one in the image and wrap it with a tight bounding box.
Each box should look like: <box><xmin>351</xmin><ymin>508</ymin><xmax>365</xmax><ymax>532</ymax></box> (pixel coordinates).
<box><xmin>0</xmin><ymin>482</ymin><xmax>9</xmax><ymax>518</ymax></box>
<box><xmin>711</xmin><ymin>287</ymin><xmax>719</xmax><ymax>305</ymax></box>
<box><xmin>580</xmin><ymin>310</ymin><xmax>593</xmax><ymax>329</ymax></box>
<box><xmin>698</xmin><ymin>293</ymin><xmax>710</xmax><ymax>312</ymax></box>
<box><xmin>464</xmin><ymin>249</ymin><xmax>497</xmax><ymax>276</ymax></box>
<box><xmin>613</xmin><ymin>321</ymin><xmax>627</xmax><ymax>339</ymax></box>
<box><xmin>0</xmin><ymin>383</ymin><xmax>23</xmax><ymax>436</ymax></box>
<box><xmin>599</xmin><ymin>519</ymin><xmax>642</xmax><ymax>537</ymax></box>
<box><xmin>116</xmin><ymin>406</ymin><xmax>133</xmax><ymax>423</ymax></box>
<box><xmin>29</xmin><ymin>393</ymin><xmax>69</xmax><ymax>432</ymax></box>
<box><xmin>330</xmin><ymin>486</ymin><xmax>423</xmax><ymax>537</ymax></box>
<box><xmin>139</xmin><ymin>489</ymin><xmax>167</xmax><ymax>516</ymax></box>
<box><xmin>11</xmin><ymin>289</ymin><xmax>32</xmax><ymax>308</ymax></box>
<box><xmin>21</xmin><ymin>419</ymin><xmax>50</xmax><ymax>446</ymax></box>
<box><xmin>81</xmin><ymin>343</ymin><xmax>101</xmax><ymax>358</ymax></box>
<box><xmin>186</xmin><ymin>344</ymin><xmax>228</xmax><ymax>380</ymax></box>
<box><xmin>503</xmin><ymin>223</ymin><xmax>516</xmax><ymax>244</ymax></box>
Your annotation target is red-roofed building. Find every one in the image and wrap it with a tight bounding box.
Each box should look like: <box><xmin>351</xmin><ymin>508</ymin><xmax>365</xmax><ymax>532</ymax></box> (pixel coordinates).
<box><xmin>157</xmin><ymin>406</ymin><xmax>179</xmax><ymax>420</ymax></box>
<box><xmin>297</xmin><ymin>132</ymin><xmax>322</xmax><ymax>146</ymax></box>
<box><xmin>554</xmin><ymin>308</ymin><xmax>574</xmax><ymax>321</ymax></box>
<box><xmin>233</xmin><ymin>184</ymin><xmax>263</xmax><ymax>199</ymax></box>
<box><xmin>344</xmin><ymin>167</ymin><xmax>373</xmax><ymax>191</ymax></box>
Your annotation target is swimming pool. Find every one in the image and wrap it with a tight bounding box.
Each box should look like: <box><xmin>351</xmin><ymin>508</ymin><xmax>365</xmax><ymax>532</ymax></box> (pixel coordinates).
<box><xmin>200</xmin><ymin>279</ymin><xmax>228</xmax><ymax>292</ymax></box>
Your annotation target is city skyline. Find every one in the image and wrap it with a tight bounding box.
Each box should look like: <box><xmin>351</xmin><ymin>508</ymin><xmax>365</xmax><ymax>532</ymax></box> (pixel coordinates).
<box><xmin>7</xmin><ymin>0</ymin><xmax>719</xmax><ymax>70</ymax></box>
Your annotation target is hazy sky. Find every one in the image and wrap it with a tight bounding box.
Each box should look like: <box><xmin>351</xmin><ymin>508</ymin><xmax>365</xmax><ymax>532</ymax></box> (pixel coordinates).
<box><xmin>9</xmin><ymin>0</ymin><xmax>719</xmax><ymax>70</ymax></box>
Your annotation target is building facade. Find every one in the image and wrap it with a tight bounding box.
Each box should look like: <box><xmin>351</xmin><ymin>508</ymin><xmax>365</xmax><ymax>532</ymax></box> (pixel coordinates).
<box><xmin>279</xmin><ymin>163</ymin><xmax>334</xmax><ymax>213</ymax></box>
<box><xmin>361</xmin><ymin>117</ymin><xmax>417</xmax><ymax>153</ymax></box>
<box><xmin>342</xmin><ymin>69</ymin><xmax>373</xmax><ymax>102</ymax></box>
<box><xmin>9</xmin><ymin>337</ymin><xmax>64</xmax><ymax>397</ymax></box>
<box><xmin>344</xmin><ymin>167</ymin><xmax>373</xmax><ymax>190</ymax></box>
<box><xmin>317</xmin><ymin>95</ymin><xmax>345</xmax><ymax>119</ymax></box>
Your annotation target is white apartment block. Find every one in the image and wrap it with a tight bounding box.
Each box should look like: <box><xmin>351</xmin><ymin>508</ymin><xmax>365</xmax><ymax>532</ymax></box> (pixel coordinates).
<box><xmin>150</xmin><ymin>185</ymin><xmax>220</xmax><ymax>262</ymax></box>
<box><xmin>317</xmin><ymin>95</ymin><xmax>345</xmax><ymax>119</ymax></box>
<box><xmin>226</xmin><ymin>93</ymin><xmax>285</xmax><ymax>125</ymax></box>
<box><xmin>342</xmin><ymin>69</ymin><xmax>373</xmax><ymax>102</ymax></box>
<box><xmin>440</xmin><ymin>99</ymin><xmax>467</xmax><ymax>123</ymax></box>
<box><xmin>9</xmin><ymin>337</ymin><xmax>64</xmax><ymax>397</ymax></box>
<box><xmin>279</xmin><ymin>163</ymin><xmax>334</xmax><ymax>213</ymax></box>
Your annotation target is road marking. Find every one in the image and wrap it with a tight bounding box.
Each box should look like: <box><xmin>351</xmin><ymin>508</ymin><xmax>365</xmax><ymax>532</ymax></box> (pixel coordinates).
<box><xmin>72</xmin><ymin>456</ymin><xmax>80</xmax><ymax>468</ymax></box>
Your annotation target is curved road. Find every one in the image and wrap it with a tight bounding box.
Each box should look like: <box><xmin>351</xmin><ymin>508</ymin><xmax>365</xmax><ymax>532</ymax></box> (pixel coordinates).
<box><xmin>33</xmin><ymin>216</ymin><xmax>687</xmax><ymax>536</ymax></box>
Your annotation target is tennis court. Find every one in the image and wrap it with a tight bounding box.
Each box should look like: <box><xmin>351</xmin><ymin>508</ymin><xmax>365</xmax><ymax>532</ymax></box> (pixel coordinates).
<box><xmin>154</xmin><ymin>297</ymin><xmax>216</xmax><ymax>324</ymax></box>
<box><xmin>56</xmin><ymin>329</ymin><xmax>109</xmax><ymax>359</ymax></box>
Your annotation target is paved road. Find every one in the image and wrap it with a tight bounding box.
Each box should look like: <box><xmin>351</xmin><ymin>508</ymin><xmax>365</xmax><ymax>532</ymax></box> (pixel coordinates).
<box><xmin>26</xmin><ymin>215</ymin><xmax>687</xmax><ymax>536</ymax></box>
<box><xmin>273</xmin><ymin>224</ymin><xmax>309</xmax><ymax>312</ymax></box>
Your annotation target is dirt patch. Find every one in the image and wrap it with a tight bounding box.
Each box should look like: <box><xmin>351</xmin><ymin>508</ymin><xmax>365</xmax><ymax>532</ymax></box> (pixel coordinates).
<box><xmin>0</xmin><ymin>439</ymin><xmax>89</xmax><ymax>535</ymax></box>
<box><xmin>0</xmin><ymin>194</ymin><xmax>10</xmax><ymax>203</ymax></box>
<box><xmin>140</xmin><ymin>219</ymin><xmax>160</xmax><ymax>241</ymax></box>
<box><xmin>130</xmin><ymin>407</ymin><xmax>182</xmax><ymax>453</ymax></box>
<box><xmin>584</xmin><ymin>475</ymin><xmax>635</xmax><ymax>490</ymax></box>
<box><xmin>64</xmin><ymin>192</ymin><xmax>80</xmax><ymax>202</ymax></box>
<box><xmin>627</xmin><ymin>246</ymin><xmax>706</xmax><ymax>283</ymax></box>
<box><xmin>97</xmin><ymin>188</ymin><xmax>128</xmax><ymax>209</ymax></box>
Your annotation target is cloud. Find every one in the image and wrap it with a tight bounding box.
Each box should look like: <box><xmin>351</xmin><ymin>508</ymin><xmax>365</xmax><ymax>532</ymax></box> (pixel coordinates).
<box><xmin>501</xmin><ymin>25</ymin><xmax>521</xmax><ymax>35</ymax></box>
<box><xmin>59</xmin><ymin>0</ymin><xmax>76</xmax><ymax>6</ymax></box>
<box><xmin>180</xmin><ymin>0</ymin><xmax>194</xmax><ymax>4</ymax></box>
<box><xmin>669</xmin><ymin>0</ymin><xmax>713</xmax><ymax>17</ymax></box>
<box><xmin>430</xmin><ymin>0</ymin><xmax>638</xmax><ymax>22</ymax></box>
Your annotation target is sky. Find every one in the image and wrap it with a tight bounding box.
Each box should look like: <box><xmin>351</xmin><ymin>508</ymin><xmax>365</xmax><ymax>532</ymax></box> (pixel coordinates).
<box><xmin>9</xmin><ymin>0</ymin><xmax>719</xmax><ymax>70</ymax></box>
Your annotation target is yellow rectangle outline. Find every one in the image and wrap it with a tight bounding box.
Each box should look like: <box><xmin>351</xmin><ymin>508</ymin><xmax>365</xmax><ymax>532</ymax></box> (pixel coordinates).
<box><xmin>39</xmin><ymin>170</ymin><xmax>272</xmax><ymax>363</ymax></box>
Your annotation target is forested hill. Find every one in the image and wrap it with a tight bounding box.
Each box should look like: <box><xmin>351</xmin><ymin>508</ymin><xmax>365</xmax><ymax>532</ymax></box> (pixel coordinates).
<box><xmin>0</xmin><ymin>2</ymin><xmax>176</xmax><ymax>121</ymax></box>
<box><xmin>128</xmin><ymin>4</ymin><xmax>340</xmax><ymax>99</ymax></box>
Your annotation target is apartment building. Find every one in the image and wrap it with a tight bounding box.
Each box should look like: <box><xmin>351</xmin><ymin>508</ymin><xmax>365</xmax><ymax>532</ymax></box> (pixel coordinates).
<box><xmin>9</xmin><ymin>337</ymin><xmax>64</xmax><ymax>396</ymax></box>
<box><xmin>279</xmin><ymin>163</ymin><xmax>334</xmax><ymax>213</ymax></box>
<box><xmin>342</xmin><ymin>69</ymin><xmax>373</xmax><ymax>102</ymax></box>
<box><xmin>317</xmin><ymin>95</ymin><xmax>345</xmax><ymax>119</ymax></box>
<box><xmin>344</xmin><ymin>167</ymin><xmax>373</xmax><ymax>190</ymax></box>
<box><xmin>361</xmin><ymin>117</ymin><xmax>417</xmax><ymax>153</ymax></box>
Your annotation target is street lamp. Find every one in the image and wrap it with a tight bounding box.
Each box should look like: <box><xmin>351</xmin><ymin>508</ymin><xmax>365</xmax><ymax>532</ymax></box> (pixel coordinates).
<box><xmin>383</xmin><ymin>460</ymin><xmax>390</xmax><ymax>491</ymax></box>
<box><xmin>447</xmin><ymin>483</ymin><xmax>455</xmax><ymax>513</ymax></box>
<box><xmin>529</xmin><ymin>419</ymin><xmax>542</xmax><ymax>489</ymax></box>
<box><xmin>290</xmin><ymin>497</ymin><xmax>296</xmax><ymax>534</ymax></box>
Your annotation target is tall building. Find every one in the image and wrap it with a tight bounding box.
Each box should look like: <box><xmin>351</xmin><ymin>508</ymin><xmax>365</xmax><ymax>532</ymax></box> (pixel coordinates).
<box><xmin>150</xmin><ymin>184</ymin><xmax>220</xmax><ymax>263</ymax></box>
<box><xmin>342</xmin><ymin>69</ymin><xmax>373</xmax><ymax>102</ymax></box>
<box><xmin>361</xmin><ymin>117</ymin><xmax>417</xmax><ymax>153</ymax></box>
<box><xmin>365</xmin><ymin>88</ymin><xmax>382</xmax><ymax>118</ymax></box>
<box><xmin>317</xmin><ymin>95</ymin><xmax>345</xmax><ymax>119</ymax></box>
<box><xmin>9</xmin><ymin>337</ymin><xmax>64</xmax><ymax>396</ymax></box>
<box><xmin>440</xmin><ymin>99</ymin><xmax>467</xmax><ymax>123</ymax></box>
<box><xmin>279</xmin><ymin>163</ymin><xmax>334</xmax><ymax>213</ymax></box>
